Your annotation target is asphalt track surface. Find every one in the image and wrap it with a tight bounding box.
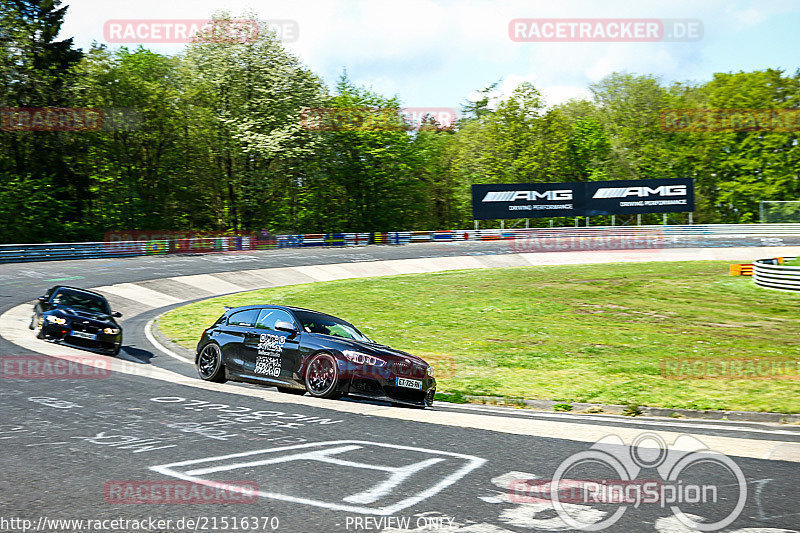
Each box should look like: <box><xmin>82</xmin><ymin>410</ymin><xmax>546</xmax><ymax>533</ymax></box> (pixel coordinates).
<box><xmin>1</xmin><ymin>241</ymin><xmax>800</xmax><ymax>533</ymax></box>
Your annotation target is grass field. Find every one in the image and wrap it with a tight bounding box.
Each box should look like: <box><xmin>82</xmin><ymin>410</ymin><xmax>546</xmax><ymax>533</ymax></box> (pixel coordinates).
<box><xmin>158</xmin><ymin>261</ymin><xmax>800</xmax><ymax>413</ymax></box>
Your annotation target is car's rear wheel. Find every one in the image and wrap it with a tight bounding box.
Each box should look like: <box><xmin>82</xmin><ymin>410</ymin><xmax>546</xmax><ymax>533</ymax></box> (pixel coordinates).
<box><xmin>304</xmin><ymin>352</ymin><xmax>341</xmax><ymax>399</ymax></box>
<box><xmin>197</xmin><ymin>343</ymin><xmax>226</xmax><ymax>383</ymax></box>
<box><xmin>277</xmin><ymin>387</ymin><xmax>306</xmax><ymax>396</ymax></box>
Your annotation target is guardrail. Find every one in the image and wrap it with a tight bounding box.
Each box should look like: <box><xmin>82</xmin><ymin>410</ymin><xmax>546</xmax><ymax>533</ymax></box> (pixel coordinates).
<box><xmin>753</xmin><ymin>257</ymin><xmax>800</xmax><ymax>291</ymax></box>
<box><xmin>3</xmin><ymin>224</ymin><xmax>800</xmax><ymax>264</ymax></box>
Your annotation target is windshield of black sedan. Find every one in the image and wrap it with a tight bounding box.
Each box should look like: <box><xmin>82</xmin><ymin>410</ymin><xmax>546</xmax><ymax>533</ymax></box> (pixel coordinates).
<box><xmin>52</xmin><ymin>289</ymin><xmax>110</xmax><ymax>314</ymax></box>
<box><xmin>292</xmin><ymin>310</ymin><xmax>370</xmax><ymax>342</ymax></box>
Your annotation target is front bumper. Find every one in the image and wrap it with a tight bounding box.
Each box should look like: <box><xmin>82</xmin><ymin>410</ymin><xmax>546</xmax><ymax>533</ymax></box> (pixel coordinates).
<box><xmin>41</xmin><ymin>323</ymin><xmax>122</xmax><ymax>354</ymax></box>
<box><xmin>341</xmin><ymin>361</ymin><xmax>436</xmax><ymax>406</ymax></box>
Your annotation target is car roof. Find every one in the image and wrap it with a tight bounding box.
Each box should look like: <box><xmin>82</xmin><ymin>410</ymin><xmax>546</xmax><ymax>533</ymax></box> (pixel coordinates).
<box><xmin>226</xmin><ymin>304</ymin><xmax>344</xmax><ymax>321</ymax></box>
<box><xmin>50</xmin><ymin>285</ymin><xmax>108</xmax><ymax>299</ymax></box>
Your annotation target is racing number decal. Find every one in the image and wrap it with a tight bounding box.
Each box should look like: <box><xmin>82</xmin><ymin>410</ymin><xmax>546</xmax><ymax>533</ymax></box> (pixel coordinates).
<box><xmin>255</xmin><ymin>333</ymin><xmax>285</xmax><ymax>377</ymax></box>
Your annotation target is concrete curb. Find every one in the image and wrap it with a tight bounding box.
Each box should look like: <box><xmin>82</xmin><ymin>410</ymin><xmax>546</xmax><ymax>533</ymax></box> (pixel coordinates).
<box><xmin>150</xmin><ymin>318</ymin><xmax>196</xmax><ymax>362</ymax></box>
<box><xmin>450</xmin><ymin>395</ymin><xmax>800</xmax><ymax>424</ymax></box>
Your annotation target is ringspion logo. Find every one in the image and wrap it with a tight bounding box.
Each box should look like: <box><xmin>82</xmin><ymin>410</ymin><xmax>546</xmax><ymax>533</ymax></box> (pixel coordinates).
<box><xmin>509</xmin><ymin>433</ymin><xmax>746</xmax><ymax>531</ymax></box>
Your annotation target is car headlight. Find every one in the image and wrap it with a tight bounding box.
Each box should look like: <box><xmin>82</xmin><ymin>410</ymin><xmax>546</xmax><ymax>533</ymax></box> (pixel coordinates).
<box><xmin>46</xmin><ymin>315</ymin><xmax>67</xmax><ymax>325</ymax></box>
<box><xmin>103</xmin><ymin>327</ymin><xmax>120</xmax><ymax>335</ymax></box>
<box><xmin>342</xmin><ymin>350</ymin><xmax>386</xmax><ymax>367</ymax></box>
<box><xmin>426</xmin><ymin>365</ymin><xmax>434</xmax><ymax>377</ymax></box>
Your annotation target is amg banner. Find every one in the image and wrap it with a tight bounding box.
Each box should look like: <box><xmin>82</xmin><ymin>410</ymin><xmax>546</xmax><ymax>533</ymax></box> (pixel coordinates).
<box><xmin>471</xmin><ymin>178</ymin><xmax>694</xmax><ymax>220</ymax></box>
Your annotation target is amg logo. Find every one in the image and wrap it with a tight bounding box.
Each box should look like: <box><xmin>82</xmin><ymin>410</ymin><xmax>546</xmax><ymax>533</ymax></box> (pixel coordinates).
<box><xmin>483</xmin><ymin>190</ymin><xmax>573</xmax><ymax>202</ymax></box>
<box><xmin>593</xmin><ymin>185</ymin><xmax>687</xmax><ymax>199</ymax></box>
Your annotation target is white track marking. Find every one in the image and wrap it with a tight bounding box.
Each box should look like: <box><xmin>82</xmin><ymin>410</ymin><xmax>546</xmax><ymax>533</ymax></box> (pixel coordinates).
<box><xmin>93</xmin><ymin>282</ymin><xmax>184</xmax><ymax>308</ymax></box>
<box><xmin>293</xmin><ymin>264</ymin><xmax>356</xmax><ymax>281</ymax></box>
<box><xmin>168</xmin><ymin>273</ymin><xmax>246</xmax><ymax>294</ymax></box>
<box><xmin>144</xmin><ymin>319</ymin><xmax>192</xmax><ymax>363</ymax></box>
<box><xmin>150</xmin><ymin>440</ymin><xmax>486</xmax><ymax>515</ymax></box>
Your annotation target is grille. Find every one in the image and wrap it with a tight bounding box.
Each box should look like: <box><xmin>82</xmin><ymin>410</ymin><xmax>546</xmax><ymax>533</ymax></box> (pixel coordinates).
<box><xmin>65</xmin><ymin>337</ymin><xmax>114</xmax><ymax>351</ymax></box>
<box><xmin>350</xmin><ymin>378</ymin><xmax>382</xmax><ymax>396</ymax></box>
<box><xmin>384</xmin><ymin>386</ymin><xmax>426</xmax><ymax>404</ymax></box>
<box><xmin>390</xmin><ymin>361</ymin><xmax>427</xmax><ymax>379</ymax></box>
<box><xmin>71</xmin><ymin>322</ymin><xmax>101</xmax><ymax>334</ymax></box>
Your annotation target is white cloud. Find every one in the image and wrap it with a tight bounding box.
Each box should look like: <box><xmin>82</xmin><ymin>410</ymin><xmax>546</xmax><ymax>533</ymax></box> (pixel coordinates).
<box><xmin>57</xmin><ymin>0</ymin><xmax>800</xmax><ymax>109</ymax></box>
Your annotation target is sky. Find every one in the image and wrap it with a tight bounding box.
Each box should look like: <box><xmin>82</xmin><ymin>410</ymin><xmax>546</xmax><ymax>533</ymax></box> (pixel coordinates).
<box><xmin>59</xmin><ymin>0</ymin><xmax>800</xmax><ymax>111</ymax></box>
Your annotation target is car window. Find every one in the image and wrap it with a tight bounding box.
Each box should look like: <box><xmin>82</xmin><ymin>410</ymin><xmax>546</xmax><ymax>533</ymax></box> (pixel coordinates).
<box><xmin>291</xmin><ymin>309</ymin><xmax>369</xmax><ymax>341</ymax></box>
<box><xmin>227</xmin><ymin>309</ymin><xmax>259</xmax><ymax>327</ymax></box>
<box><xmin>51</xmin><ymin>289</ymin><xmax>110</xmax><ymax>314</ymax></box>
<box><xmin>255</xmin><ymin>308</ymin><xmax>295</xmax><ymax>331</ymax></box>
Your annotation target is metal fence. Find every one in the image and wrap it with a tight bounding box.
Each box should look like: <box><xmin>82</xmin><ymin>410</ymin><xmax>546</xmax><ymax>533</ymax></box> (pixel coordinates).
<box><xmin>3</xmin><ymin>224</ymin><xmax>800</xmax><ymax>264</ymax></box>
<box><xmin>753</xmin><ymin>257</ymin><xmax>800</xmax><ymax>291</ymax></box>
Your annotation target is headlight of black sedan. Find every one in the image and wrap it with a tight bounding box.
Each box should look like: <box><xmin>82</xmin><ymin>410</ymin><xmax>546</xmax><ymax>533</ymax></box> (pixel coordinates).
<box><xmin>342</xmin><ymin>350</ymin><xmax>386</xmax><ymax>367</ymax></box>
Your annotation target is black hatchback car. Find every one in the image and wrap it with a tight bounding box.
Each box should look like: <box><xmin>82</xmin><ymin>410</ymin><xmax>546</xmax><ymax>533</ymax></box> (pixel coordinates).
<box><xmin>196</xmin><ymin>305</ymin><xmax>436</xmax><ymax>407</ymax></box>
<box><xmin>30</xmin><ymin>286</ymin><xmax>123</xmax><ymax>355</ymax></box>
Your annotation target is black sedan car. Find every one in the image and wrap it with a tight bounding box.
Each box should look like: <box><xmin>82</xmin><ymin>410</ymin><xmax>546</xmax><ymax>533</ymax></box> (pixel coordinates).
<box><xmin>30</xmin><ymin>286</ymin><xmax>123</xmax><ymax>355</ymax></box>
<box><xmin>196</xmin><ymin>305</ymin><xmax>436</xmax><ymax>407</ymax></box>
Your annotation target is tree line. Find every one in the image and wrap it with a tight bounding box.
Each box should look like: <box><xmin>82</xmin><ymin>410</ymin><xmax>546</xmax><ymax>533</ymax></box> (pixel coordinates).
<box><xmin>1</xmin><ymin>1</ymin><xmax>799</xmax><ymax>243</ymax></box>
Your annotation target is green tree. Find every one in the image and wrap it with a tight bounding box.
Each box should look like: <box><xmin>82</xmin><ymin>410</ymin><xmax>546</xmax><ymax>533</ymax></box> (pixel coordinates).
<box><xmin>0</xmin><ymin>0</ymin><xmax>84</xmax><ymax>242</ymax></box>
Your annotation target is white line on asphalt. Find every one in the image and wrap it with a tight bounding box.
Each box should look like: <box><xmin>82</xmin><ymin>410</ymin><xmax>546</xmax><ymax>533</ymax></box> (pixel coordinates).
<box><xmin>144</xmin><ymin>319</ymin><xmax>192</xmax><ymax>363</ymax></box>
<box><xmin>150</xmin><ymin>440</ymin><xmax>486</xmax><ymax>515</ymax></box>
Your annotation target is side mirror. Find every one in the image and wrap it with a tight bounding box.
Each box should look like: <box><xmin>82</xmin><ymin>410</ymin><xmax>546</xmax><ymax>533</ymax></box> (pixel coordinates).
<box><xmin>274</xmin><ymin>320</ymin><xmax>297</xmax><ymax>335</ymax></box>
<box><xmin>37</xmin><ymin>296</ymin><xmax>47</xmax><ymax>302</ymax></box>
<box><xmin>112</xmin><ymin>311</ymin><xmax>122</xmax><ymax>318</ymax></box>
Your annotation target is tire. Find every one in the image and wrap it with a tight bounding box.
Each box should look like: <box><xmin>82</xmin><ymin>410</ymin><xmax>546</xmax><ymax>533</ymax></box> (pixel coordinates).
<box><xmin>196</xmin><ymin>343</ymin><xmax>226</xmax><ymax>383</ymax></box>
<box><xmin>304</xmin><ymin>352</ymin><xmax>342</xmax><ymax>399</ymax></box>
<box><xmin>109</xmin><ymin>345</ymin><xmax>121</xmax><ymax>357</ymax></box>
<box><xmin>277</xmin><ymin>387</ymin><xmax>306</xmax><ymax>396</ymax></box>
<box><xmin>34</xmin><ymin>315</ymin><xmax>45</xmax><ymax>339</ymax></box>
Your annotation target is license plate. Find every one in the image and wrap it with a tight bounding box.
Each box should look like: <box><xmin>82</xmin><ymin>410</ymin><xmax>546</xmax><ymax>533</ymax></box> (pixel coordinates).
<box><xmin>396</xmin><ymin>377</ymin><xmax>422</xmax><ymax>389</ymax></box>
<box><xmin>70</xmin><ymin>331</ymin><xmax>96</xmax><ymax>340</ymax></box>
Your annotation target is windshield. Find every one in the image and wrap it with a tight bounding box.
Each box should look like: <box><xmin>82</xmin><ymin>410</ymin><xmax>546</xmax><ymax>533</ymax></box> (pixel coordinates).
<box><xmin>52</xmin><ymin>289</ymin><xmax>110</xmax><ymax>314</ymax></box>
<box><xmin>292</xmin><ymin>310</ymin><xmax>370</xmax><ymax>342</ymax></box>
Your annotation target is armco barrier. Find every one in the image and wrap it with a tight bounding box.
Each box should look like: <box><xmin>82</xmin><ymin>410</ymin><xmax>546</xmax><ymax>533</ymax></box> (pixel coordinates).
<box><xmin>753</xmin><ymin>257</ymin><xmax>800</xmax><ymax>291</ymax></box>
<box><xmin>3</xmin><ymin>224</ymin><xmax>800</xmax><ymax>263</ymax></box>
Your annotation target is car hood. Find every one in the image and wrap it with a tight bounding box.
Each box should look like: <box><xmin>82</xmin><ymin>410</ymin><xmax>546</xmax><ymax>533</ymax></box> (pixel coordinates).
<box><xmin>328</xmin><ymin>337</ymin><xmax>428</xmax><ymax>365</ymax></box>
<box><xmin>52</xmin><ymin>306</ymin><xmax>117</xmax><ymax>324</ymax></box>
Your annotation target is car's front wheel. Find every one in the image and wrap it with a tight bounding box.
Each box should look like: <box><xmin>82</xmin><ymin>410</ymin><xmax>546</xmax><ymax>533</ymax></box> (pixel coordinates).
<box><xmin>197</xmin><ymin>343</ymin><xmax>226</xmax><ymax>383</ymax></box>
<box><xmin>33</xmin><ymin>315</ymin><xmax>45</xmax><ymax>339</ymax></box>
<box><xmin>304</xmin><ymin>352</ymin><xmax>341</xmax><ymax>399</ymax></box>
